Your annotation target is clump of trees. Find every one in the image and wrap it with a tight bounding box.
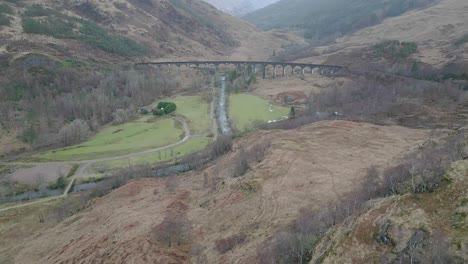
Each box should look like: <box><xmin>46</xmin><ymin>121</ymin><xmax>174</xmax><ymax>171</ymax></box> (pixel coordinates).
<box><xmin>153</xmin><ymin>102</ymin><xmax>177</xmax><ymax>116</ymax></box>
<box><xmin>0</xmin><ymin>55</ymin><xmax>177</xmax><ymax>149</ymax></box>
<box><xmin>229</xmin><ymin>140</ymin><xmax>271</xmax><ymax>178</ymax></box>
<box><xmin>215</xmin><ymin>234</ymin><xmax>247</xmax><ymax>254</ymax></box>
<box><xmin>112</xmin><ymin>109</ymin><xmax>133</xmax><ymax>124</ymax></box>
<box><xmin>374</xmin><ymin>40</ymin><xmax>418</xmax><ymax>59</ymax></box>
<box><xmin>48</xmin><ymin>176</ymin><xmax>67</xmax><ymax>190</ymax></box>
<box><xmin>226</xmin><ymin>66</ymin><xmax>257</xmax><ymax>93</ymax></box>
<box><xmin>58</xmin><ymin>119</ymin><xmax>91</xmax><ymax>146</ymax></box>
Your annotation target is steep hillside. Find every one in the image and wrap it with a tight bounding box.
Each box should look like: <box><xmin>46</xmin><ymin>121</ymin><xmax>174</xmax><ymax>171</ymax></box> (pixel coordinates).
<box><xmin>311</xmin><ymin>160</ymin><xmax>468</xmax><ymax>263</ymax></box>
<box><xmin>9</xmin><ymin>121</ymin><xmax>432</xmax><ymax>263</ymax></box>
<box><xmin>319</xmin><ymin>0</ymin><xmax>468</xmax><ymax>69</ymax></box>
<box><xmin>273</xmin><ymin>0</ymin><xmax>467</xmax><ymax>78</ymax></box>
<box><xmin>244</xmin><ymin>0</ymin><xmax>437</xmax><ymax>40</ymax></box>
<box><xmin>0</xmin><ymin>0</ymin><xmax>301</xmax><ymax>157</ymax></box>
<box><xmin>203</xmin><ymin>0</ymin><xmax>279</xmax><ymax>16</ymax></box>
<box><xmin>0</xmin><ymin>0</ymin><xmax>295</xmax><ymax>63</ymax></box>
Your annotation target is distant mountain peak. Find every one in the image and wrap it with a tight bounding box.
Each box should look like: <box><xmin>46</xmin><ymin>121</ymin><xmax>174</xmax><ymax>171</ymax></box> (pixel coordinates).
<box><xmin>203</xmin><ymin>0</ymin><xmax>280</xmax><ymax>16</ymax></box>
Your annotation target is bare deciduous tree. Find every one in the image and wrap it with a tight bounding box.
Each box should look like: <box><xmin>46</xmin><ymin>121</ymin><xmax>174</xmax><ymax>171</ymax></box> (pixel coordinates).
<box><xmin>58</xmin><ymin>119</ymin><xmax>91</xmax><ymax>146</ymax></box>
<box><xmin>152</xmin><ymin>214</ymin><xmax>192</xmax><ymax>248</ymax></box>
<box><xmin>165</xmin><ymin>176</ymin><xmax>179</xmax><ymax>193</ymax></box>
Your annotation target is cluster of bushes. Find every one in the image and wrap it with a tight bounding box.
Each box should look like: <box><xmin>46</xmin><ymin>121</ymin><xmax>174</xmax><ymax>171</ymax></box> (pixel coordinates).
<box><xmin>0</xmin><ymin>3</ymin><xmax>14</xmax><ymax>14</ymax></box>
<box><xmin>226</xmin><ymin>66</ymin><xmax>257</xmax><ymax>94</ymax></box>
<box><xmin>0</xmin><ymin>14</ymin><xmax>9</xmax><ymax>26</ymax></box>
<box><xmin>215</xmin><ymin>234</ymin><xmax>247</xmax><ymax>254</ymax></box>
<box><xmin>455</xmin><ymin>34</ymin><xmax>468</xmax><ymax>46</ymax></box>
<box><xmin>21</xmin><ymin>5</ymin><xmax>147</xmax><ymax>56</ymax></box>
<box><xmin>22</xmin><ymin>17</ymin><xmax>75</xmax><ymax>38</ymax></box>
<box><xmin>152</xmin><ymin>102</ymin><xmax>177</xmax><ymax>116</ymax></box>
<box><xmin>0</xmin><ymin>3</ymin><xmax>14</xmax><ymax>26</ymax></box>
<box><xmin>48</xmin><ymin>176</ymin><xmax>67</xmax><ymax>190</ymax></box>
<box><xmin>58</xmin><ymin>119</ymin><xmax>91</xmax><ymax>146</ymax></box>
<box><xmin>374</xmin><ymin>40</ymin><xmax>418</xmax><ymax>59</ymax></box>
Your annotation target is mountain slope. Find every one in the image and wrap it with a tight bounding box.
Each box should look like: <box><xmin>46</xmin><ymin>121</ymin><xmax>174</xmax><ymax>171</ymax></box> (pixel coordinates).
<box><xmin>290</xmin><ymin>0</ymin><xmax>468</xmax><ymax>71</ymax></box>
<box><xmin>244</xmin><ymin>0</ymin><xmax>438</xmax><ymax>40</ymax></box>
<box><xmin>311</xmin><ymin>160</ymin><xmax>468</xmax><ymax>263</ymax></box>
<box><xmin>10</xmin><ymin>121</ymin><xmax>431</xmax><ymax>263</ymax></box>
<box><xmin>0</xmin><ymin>0</ymin><xmax>295</xmax><ymax>63</ymax></box>
<box><xmin>203</xmin><ymin>0</ymin><xmax>279</xmax><ymax>16</ymax></box>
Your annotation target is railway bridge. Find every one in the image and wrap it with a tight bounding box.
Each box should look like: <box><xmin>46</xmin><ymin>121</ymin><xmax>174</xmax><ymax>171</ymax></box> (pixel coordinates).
<box><xmin>135</xmin><ymin>61</ymin><xmax>343</xmax><ymax>79</ymax></box>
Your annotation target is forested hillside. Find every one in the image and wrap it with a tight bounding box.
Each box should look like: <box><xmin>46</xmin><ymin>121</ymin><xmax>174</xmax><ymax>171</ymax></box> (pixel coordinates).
<box><xmin>0</xmin><ymin>0</ymin><xmax>297</xmax><ymax>156</ymax></box>
<box><xmin>244</xmin><ymin>0</ymin><xmax>437</xmax><ymax>40</ymax></box>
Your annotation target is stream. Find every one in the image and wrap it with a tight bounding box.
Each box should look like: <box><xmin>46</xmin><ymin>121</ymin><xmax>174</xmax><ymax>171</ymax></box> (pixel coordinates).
<box><xmin>217</xmin><ymin>75</ymin><xmax>231</xmax><ymax>134</ymax></box>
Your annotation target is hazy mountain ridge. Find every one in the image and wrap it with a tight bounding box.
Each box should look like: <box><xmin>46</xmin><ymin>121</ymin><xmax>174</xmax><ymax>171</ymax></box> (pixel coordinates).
<box><xmin>203</xmin><ymin>0</ymin><xmax>279</xmax><ymax>16</ymax></box>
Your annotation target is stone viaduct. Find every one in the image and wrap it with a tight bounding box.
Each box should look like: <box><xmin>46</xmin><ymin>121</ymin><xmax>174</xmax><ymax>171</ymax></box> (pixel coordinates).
<box><xmin>135</xmin><ymin>61</ymin><xmax>343</xmax><ymax>79</ymax></box>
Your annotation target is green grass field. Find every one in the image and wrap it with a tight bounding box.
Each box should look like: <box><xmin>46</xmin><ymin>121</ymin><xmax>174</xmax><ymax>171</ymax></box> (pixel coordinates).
<box><xmin>91</xmin><ymin>136</ymin><xmax>211</xmax><ymax>171</ymax></box>
<box><xmin>229</xmin><ymin>94</ymin><xmax>290</xmax><ymax>130</ymax></box>
<box><xmin>155</xmin><ymin>96</ymin><xmax>211</xmax><ymax>134</ymax></box>
<box><xmin>33</xmin><ymin>118</ymin><xmax>184</xmax><ymax>161</ymax></box>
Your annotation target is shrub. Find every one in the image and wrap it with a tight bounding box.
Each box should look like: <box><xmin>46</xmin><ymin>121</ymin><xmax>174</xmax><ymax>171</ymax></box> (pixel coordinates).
<box><xmin>210</xmin><ymin>135</ymin><xmax>232</xmax><ymax>158</ymax></box>
<box><xmin>49</xmin><ymin>176</ymin><xmax>67</xmax><ymax>190</ymax></box>
<box><xmin>455</xmin><ymin>34</ymin><xmax>468</xmax><ymax>46</ymax></box>
<box><xmin>152</xmin><ymin>109</ymin><xmax>165</xmax><ymax>116</ymax></box>
<box><xmin>0</xmin><ymin>4</ymin><xmax>13</xmax><ymax>14</ymax></box>
<box><xmin>164</xmin><ymin>102</ymin><xmax>177</xmax><ymax>114</ymax></box>
<box><xmin>0</xmin><ymin>14</ymin><xmax>9</xmax><ymax>26</ymax></box>
<box><xmin>233</xmin><ymin>149</ymin><xmax>249</xmax><ymax>177</ymax></box>
<box><xmin>215</xmin><ymin>234</ymin><xmax>247</xmax><ymax>254</ymax></box>
<box><xmin>289</xmin><ymin>106</ymin><xmax>296</xmax><ymax>117</ymax></box>
<box><xmin>157</xmin><ymin>101</ymin><xmax>171</xmax><ymax>109</ymax></box>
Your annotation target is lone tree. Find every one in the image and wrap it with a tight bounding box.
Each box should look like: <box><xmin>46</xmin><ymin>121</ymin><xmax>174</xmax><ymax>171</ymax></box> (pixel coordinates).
<box><xmin>152</xmin><ymin>214</ymin><xmax>192</xmax><ymax>247</ymax></box>
<box><xmin>289</xmin><ymin>106</ymin><xmax>296</xmax><ymax>118</ymax></box>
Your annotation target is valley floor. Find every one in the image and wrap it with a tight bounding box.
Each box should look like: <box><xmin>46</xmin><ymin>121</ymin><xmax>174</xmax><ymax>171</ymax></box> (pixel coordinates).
<box><xmin>7</xmin><ymin>120</ymin><xmax>433</xmax><ymax>263</ymax></box>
